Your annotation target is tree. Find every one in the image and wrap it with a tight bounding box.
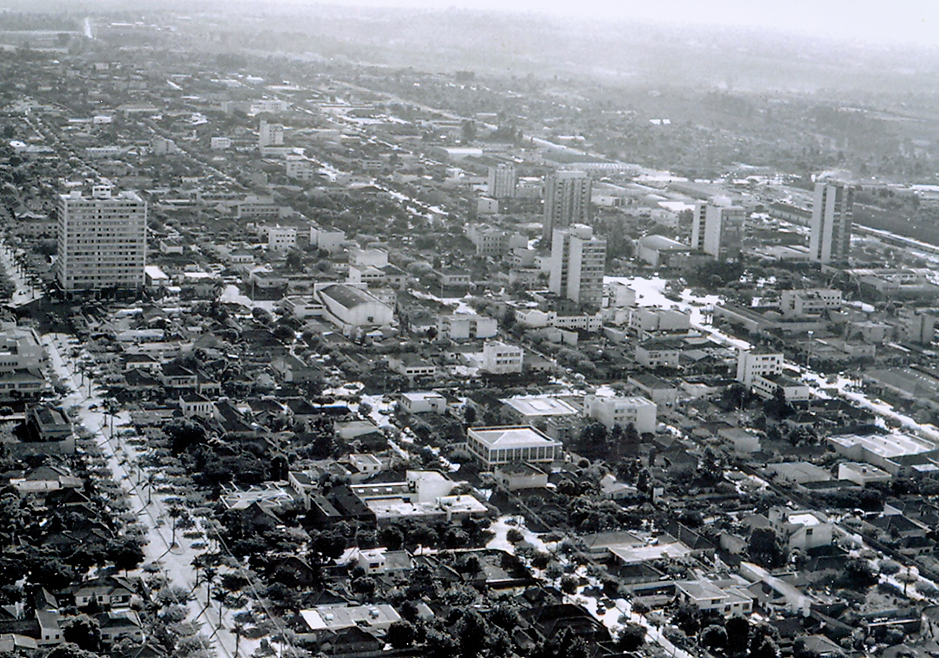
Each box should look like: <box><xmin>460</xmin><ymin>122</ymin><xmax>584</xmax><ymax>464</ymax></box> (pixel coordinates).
<box><xmin>284</xmin><ymin>249</ymin><xmax>304</xmax><ymax>272</ymax></box>
<box><xmin>897</xmin><ymin>567</ymin><xmax>918</xmax><ymax>594</ymax></box>
<box><xmin>63</xmin><ymin>615</ymin><xmax>101</xmax><ymax>652</ymax></box>
<box><xmin>531</xmin><ymin>627</ymin><xmax>590</xmax><ymax>658</ymax></box>
<box><xmin>107</xmin><ymin>538</ymin><xmax>145</xmax><ymax>575</ymax></box>
<box><xmin>560</xmin><ymin>575</ymin><xmax>579</xmax><ymax>594</ymax></box>
<box><xmin>764</xmin><ymin>386</ymin><xmax>792</xmax><ymax>420</ymax></box>
<box><xmin>506</xmin><ymin>528</ymin><xmax>525</xmax><ymax>544</ymax></box>
<box><xmin>748</xmin><ymin>527</ymin><xmax>786</xmax><ymax>568</ymax></box>
<box><xmin>202</xmin><ymin>566</ymin><xmax>218</xmax><ymax>606</ymax></box>
<box><xmin>726</xmin><ymin>615</ymin><xmax>750</xmax><ymax>655</ymax></box>
<box><xmin>166</xmin><ymin>419</ymin><xmax>206</xmax><ymax>456</ymax></box>
<box><xmin>750</xmin><ymin>634</ymin><xmax>780</xmax><ymax>658</ymax></box>
<box><xmin>461</xmin><ymin>120</ymin><xmax>477</xmax><ymax>143</ymax></box>
<box><xmin>44</xmin><ymin>643</ymin><xmax>101</xmax><ymax>658</ymax></box>
<box><xmin>617</xmin><ymin>623</ymin><xmax>646</xmax><ymax>651</ymax></box>
<box><xmin>698</xmin><ymin>446</ymin><xmax>725</xmax><ymax>483</ymax></box>
<box><xmin>577</xmin><ymin>422</ymin><xmax>609</xmax><ymax>459</ymax></box>
<box><xmin>700</xmin><ymin>624</ymin><xmax>728</xmax><ymax>653</ymax></box>
<box><xmin>842</xmin><ymin>558</ymin><xmax>879</xmax><ymax>590</ymax></box>
<box><xmin>463</xmin><ymin>405</ymin><xmax>477</xmax><ymax>426</ymax></box>
<box><xmin>387</xmin><ymin>620</ymin><xmax>416</xmax><ymax>649</ymax></box>
<box><xmin>168</xmin><ymin>505</ymin><xmax>185</xmax><ymax>547</ymax></box>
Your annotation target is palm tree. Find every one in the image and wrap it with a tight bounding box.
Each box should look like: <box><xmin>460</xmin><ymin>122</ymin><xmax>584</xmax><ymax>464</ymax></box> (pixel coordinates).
<box><xmin>213</xmin><ymin>588</ymin><xmax>227</xmax><ymax>628</ymax></box>
<box><xmin>203</xmin><ymin>566</ymin><xmax>218</xmax><ymax>607</ymax></box>
<box><xmin>168</xmin><ymin>505</ymin><xmax>184</xmax><ymax>547</ymax></box>
<box><xmin>233</xmin><ymin>622</ymin><xmax>245</xmax><ymax>658</ymax></box>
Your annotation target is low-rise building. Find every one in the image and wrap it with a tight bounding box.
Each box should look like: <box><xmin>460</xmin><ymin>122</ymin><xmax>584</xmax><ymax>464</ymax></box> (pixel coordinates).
<box><xmin>837</xmin><ymin>462</ymin><xmax>892</xmax><ymax>486</ymax></box>
<box><xmin>400</xmin><ymin>391</ymin><xmax>448</xmax><ymax>414</ymax></box>
<box><xmin>583</xmin><ymin>395</ymin><xmax>657</xmax><ymax>433</ymax></box>
<box><xmin>493</xmin><ymin>462</ymin><xmax>549</xmax><ymax>490</ymax></box>
<box><xmin>500</xmin><ymin>395</ymin><xmax>580</xmax><ymax>429</ymax></box>
<box><xmin>315</xmin><ymin>283</ymin><xmax>395</xmax><ymax>336</ymax></box>
<box><xmin>466</xmin><ymin>426</ymin><xmax>562</xmax><ymax>469</ymax></box>
<box><xmin>779</xmin><ymin>289</ymin><xmax>842</xmax><ymax>318</ymax></box>
<box><xmin>388</xmin><ymin>354</ymin><xmax>437</xmax><ymax>380</ymax></box>
<box><xmin>437</xmin><ymin>314</ymin><xmax>498</xmax><ymax>341</ymax></box>
<box><xmin>267</xmin><ymin>225</ymin><xmax>298</xmax><ymax>252</ymax></box>
<box><xmin>674</xmin><ymin>579</ymin><xmax>754</xmax><ymax>618</ymax></box>
<box><xmin>480</xmin><ymin>340</ymin><xmax>524</xmax><ymax>375</ymax></box>
<box><xmin>636</xmin><ymin>337</ymin><xmax>682</xmax><ymax>369</ymax></box>
<box><xmin>767</xmin><ymin>507</ymin><xmax>833</xmax><ymax>552</ymax></box>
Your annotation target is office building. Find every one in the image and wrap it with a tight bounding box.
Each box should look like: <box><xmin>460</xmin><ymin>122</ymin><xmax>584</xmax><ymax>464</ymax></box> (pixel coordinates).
<box><xmin>543</xmin><ymin>171</ymin><xmax>591</xmax><ymax>241</ymax></box>
<box><xmin>466</xmin><ymin>426</ymin><xmax>562</xmax><ymax>469</ymax></box>
<box><xmin>56</xmin><ymin>183</ymin><xmax>147</xmax><ymax>292</ymax></box>
<box><xmin>487</xmin><ymin>163</ymin><xmax>517</xmax><ymax>199</ymax></box>
<box><xmin>809</xmin><ymin>181</ymin><xmax>853</xmax><ymax>263</ymax></box>
<box><xmin>548</xmin><ymin>225</ymin><xmax>607</xmax><ymax>309</ymax></box>
<box><xmin>691</xmin><ymin>197</ymin><xmax>747</xmax><ymax>259</ymax></box>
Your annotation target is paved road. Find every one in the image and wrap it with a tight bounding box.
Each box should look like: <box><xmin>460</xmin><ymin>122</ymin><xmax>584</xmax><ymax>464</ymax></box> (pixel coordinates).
<box><xmin>43</xmin><ymin>333</ymin><xmax>237</xmax><ymax>658</ymax></box>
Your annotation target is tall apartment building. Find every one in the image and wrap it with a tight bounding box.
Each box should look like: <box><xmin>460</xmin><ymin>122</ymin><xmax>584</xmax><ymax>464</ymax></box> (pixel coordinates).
<box><xmin>809</xmin><ymin>181</ymin><xmax>853</xmax><ymax>263</ymax></box>
<box><xmin>691</xmin><ymin>197</ymin><xmax>747</xmax><ymax>259</ymax></box>
<box><xmin>543</xmin><ymin>171</ymin><xmax>591</xmax><ymax>241</ymax></box>
<box><xmin>548</xmin><ymin>225</ymin><xmax>607</xmax><ymax>310</ymax></box>
<box><xmin>487</xmin><ymin>163</ymin><xmax>517</xmax><ymax>199</ymax></box>
<box><xmin>56</xmin><ymin>183</ymin><xmax>147</xmax><ymax>292</ymax></box>
<box><xmin>259</xmin><ymin>119</ymin><xmax>284</xmax><ymax>148</ymax></box>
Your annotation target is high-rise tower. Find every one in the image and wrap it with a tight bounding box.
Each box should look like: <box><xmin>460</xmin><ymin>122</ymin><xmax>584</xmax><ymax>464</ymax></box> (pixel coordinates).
<box><xmin>548</xmin><ymin>225</ymin><xmax>607</xmax><ymax>309</ymax></box>
<box><xmin>57</xmin><ymin>183</ymin><xmax>147</xmax><ymax>292</ymax></box>
<box><xmin>543</xmin><ymin>171</ymin><xmax>591</xmax><ymax>242</ymax></box>
<box><xmin>809</xmin><ymin>181</ymin><xmax>853</xmax><ymax>264</ymax></box>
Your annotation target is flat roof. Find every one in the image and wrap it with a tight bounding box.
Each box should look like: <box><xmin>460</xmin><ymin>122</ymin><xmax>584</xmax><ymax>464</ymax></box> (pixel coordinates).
<box><xmin>828</xmin><ymin>431</ymin><xmax>936</xmax><ymax>459</ymax></box>
<box><xmin>610</xmin><ymin>541</ymin><xmax>691</xmax><ymax>564</ymax></box>
<box><xmin>787</xmin><ymin>513</ymin><xmax>821</xmax><ymax>527</ymax></box>
<box><xmin>501</xmin><ymin>396</ymin><xmax>579</xmax><ymax>418</ymax></box>
<box><xmin>469</xmin><ymin>426</ymin><xmax>560</xmax><ymax>449</ymax></box>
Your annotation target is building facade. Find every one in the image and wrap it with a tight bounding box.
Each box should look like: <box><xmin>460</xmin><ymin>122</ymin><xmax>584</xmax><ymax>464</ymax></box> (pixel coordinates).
<box><xmin>548</xmin><ymin>225</ymin><xmax>606</xmax><ymax>310</ymax></box>
<box><xmin>543</xmin><ymin>171</ymin><xmax>591</xmax><ymax>241</ymax></box>
<box><xmin>809</xmin><ymin>181</ymin><xmax>853</xmax><ymax>263</ymax></box>
<box><xmin>692</xmin><ymin>197</ymin><xmax>746</xmax><ymax>259</ymax></box>
<box><xmin>56</xmin><ymin>184</ymin><xmax>147</xmax><ymax>292</ymax></box>
<box><xmin>488</xmin><ymin>163</ymin><xmax>517</xmax><ymax>199</ymax></box>
<box><xmin>583</xmin><ymin>395</ymin><xmax>657</xmax><ymax>433</ymax></box>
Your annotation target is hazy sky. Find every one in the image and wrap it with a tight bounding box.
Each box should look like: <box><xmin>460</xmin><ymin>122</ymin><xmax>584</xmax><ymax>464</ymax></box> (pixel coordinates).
<box><xmin>289</xmin><ymin>0</ymin><xmax>939</xmax><ymax>48</ymax></box>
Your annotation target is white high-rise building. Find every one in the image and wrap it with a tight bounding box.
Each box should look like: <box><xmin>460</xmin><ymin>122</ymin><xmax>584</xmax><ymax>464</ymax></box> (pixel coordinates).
<box><xmin>809</xmin><ymin>181</ymin><xmax>853</xmax><ymax>263</ymax></box>
<box><xmin>543</xmin><ymin>171</ymin><xmax>591</xmax><ymax>241</ymax></box>
<box><xmin>488</xmin><ymin>163</ymin><xmax>517</xmax><ymax>199</ymax></box>
<box><xmin>56</xmin><ymin>183</ymin><xmax>147</xmax><ymax>292</ymax></box>
<box><xmin>259</xmin><ymin>119</ymin><xmax>284</xmax><ymax>148</ymax></box>
<box><xmin>692</xmin><ymin>196</ymin><xmax>747</xmax><ymax>259</ymax></box>
<box><xmin>548</xmin><ymin>225</ymin><xmax>606</xmax><ymax>309</ymax></box>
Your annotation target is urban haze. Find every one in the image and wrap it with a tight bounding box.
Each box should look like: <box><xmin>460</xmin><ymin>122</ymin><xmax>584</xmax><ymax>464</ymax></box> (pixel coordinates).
<box><xmin>1</xmin><ymin>3</ymin><xmax>939</xmax><ymax>658</ymax></box>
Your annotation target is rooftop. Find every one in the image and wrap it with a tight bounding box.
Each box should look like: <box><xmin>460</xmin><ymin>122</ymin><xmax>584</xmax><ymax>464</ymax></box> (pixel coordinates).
<box><xmin>501</xmin><ymin>396</ymin><xmax>579</xmax><ymax>418</ymax></box>
<box><xmin>469</xmin><ymin>426</ymin><xmax>561</xmax><ymax>449</ymax></box>
<box><xmin>319</xmin><ymin>284</ymin><xmax>385</xmax><ymax>310</ymax></box>
<box><xmin>828</xmin><ymin>431</ymin><xmax>936</xmax><ymax>460</ymax></box>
